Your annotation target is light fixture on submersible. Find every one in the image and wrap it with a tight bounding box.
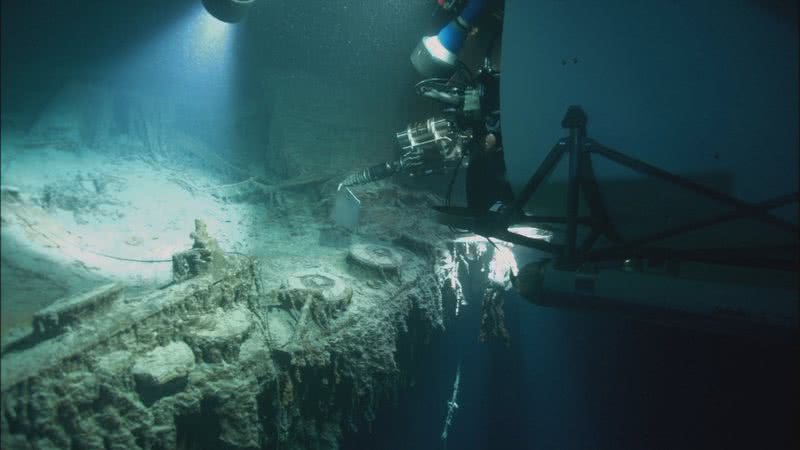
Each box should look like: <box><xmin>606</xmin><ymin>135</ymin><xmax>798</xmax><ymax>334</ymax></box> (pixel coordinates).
<box><xmin>201</xmin><ymin>0</ymin><xmax>255</xmax><ymax>23</ymax></box>
<box><xmin>410</xmin><ymin>0</ymin><xmax>488</xmax><ymax>78</ymax></box>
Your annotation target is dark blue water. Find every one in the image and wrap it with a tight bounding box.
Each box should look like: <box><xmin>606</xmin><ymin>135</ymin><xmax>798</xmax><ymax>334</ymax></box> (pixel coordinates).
<box><xmin>344</xmin><ymin>254</ymin><xmax>799</xmax><ymax>450</ymax></box>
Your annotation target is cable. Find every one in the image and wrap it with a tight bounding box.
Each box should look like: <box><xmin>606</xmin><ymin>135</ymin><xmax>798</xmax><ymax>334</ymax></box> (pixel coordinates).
<box><xmin>85</xmin><ymin>250</ymin><xmax>172</xmax><ymax>263</ymax></box>
<box><xmin>456</xmin><ymin>60</ymin><xmax>474</xmax><ymax>83</ymax></box>
<box><xmin>11</xmin><ymin>198</ymin><xmax>258</xmax><ymax>266</ymax></box>
<box><xmin>444</xmin><ymin>153</ymin><xmax>466</xmax><ymax>207</ymax></box>
<box><xmin>443</xmin><ymin>153</ymin><xmax>471</xmax><ymax>234</ymax></box>
<box><xmin>484</xmin><ymin>27</ymin><xmax>501</xmax><ymax>60</ymax></box>
<box><xmin>416</xmin><ymin>78</ymin><xmax>468</xmax><ymax>98</ymax></box>
<box><xmin>86</xmin><ymin>250</ymin><xmax>255</xmax><ymax>264</ymax></box>
<box><xmin>415</xmin><ymin>78</ymin><xmax>453</xmax><ymax>90</ymax></box>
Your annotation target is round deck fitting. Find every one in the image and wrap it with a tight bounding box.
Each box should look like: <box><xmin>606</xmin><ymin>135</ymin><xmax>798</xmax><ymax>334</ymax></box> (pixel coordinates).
<box><xmin>269</xmin><ymin>271</ymin><xmax>353</xmax><ymax>350</ymax></box>
<box><xmin>347</xmin><ymin>243</ymin><xmax>404</xmax><ymax>277</ymax></box>
<box><xmin>286</xmin><ymin>270</ymin><xmax>351</xmax><ymax>304</ymax></box>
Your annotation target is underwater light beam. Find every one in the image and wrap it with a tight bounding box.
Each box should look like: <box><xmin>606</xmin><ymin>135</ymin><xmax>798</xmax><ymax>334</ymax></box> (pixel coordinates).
<box><xmin>148</xmin><ymin>3</ymin><xmax>240</xmax><ymax>146</ymax></box>
<box><xmin>113</xmin><ymin>2</ymin><xmax>239</xmax><ymax>92</ymax></box>
<box><xmin>189</xmin><ymin>4</ymin><xmax>235</xmax><ymax>67</ymax></box>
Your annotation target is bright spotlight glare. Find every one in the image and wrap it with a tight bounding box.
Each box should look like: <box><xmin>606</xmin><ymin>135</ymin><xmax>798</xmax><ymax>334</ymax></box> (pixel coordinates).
<box><xmin>488</xmin><ymin>244</ymin><xmax>518</xmax><ymax>286</ymax></box>
<box><xmin>508</xmin><ymin>226</ymin><xmax>553</xmax><ymax>242</ymax></box>
<box><xmin>450</xmin><ymin>234</ymin><xmax>519</xmax><ymax>288</ymax></box>
<box><xmin>448</xmin><ymin>226</ymin><xmax>553</xmax><ymax>288</ymax></box>
<box><xmin>452</xmin><ymin>226</ymin><xmax>552</xmax><ymax>245</ymax></box>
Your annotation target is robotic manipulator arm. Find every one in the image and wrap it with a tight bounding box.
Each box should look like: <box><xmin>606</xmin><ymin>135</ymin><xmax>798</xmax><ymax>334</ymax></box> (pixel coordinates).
<box><xmin>339</xmin><ymin>0</ymin><xmax>500</xmax><ymax>190</ymax></box>
<box><xmin>339</xmin><ymin>59</ymin><xmax>500</xmax><ymax>190</ymax></box>
<box><xmin>339</xmin><ymin>117</ymin><xmax>471</xmax><ymax>189</ymax></box>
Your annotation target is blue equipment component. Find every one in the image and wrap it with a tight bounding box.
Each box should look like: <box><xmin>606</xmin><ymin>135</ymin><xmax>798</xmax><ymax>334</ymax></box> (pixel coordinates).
<box><xmin>437</xmin><ymin>0</ymin><xmax>487</xmax><ymax>52</ymax></box>
<box><xmin>410</xmin><ymin>0</ymin><xmax>488</xmax><ymax>78</ymax></box>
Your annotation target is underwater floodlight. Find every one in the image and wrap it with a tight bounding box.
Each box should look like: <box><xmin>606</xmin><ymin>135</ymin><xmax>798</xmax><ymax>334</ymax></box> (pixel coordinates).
<box><xmin>410</xmin><ymin>0</ymin><xmax>487</xmax><ymax>78</ymax></box>
<box><xmin>201</xmin><ymin>0</ymin><xmax>255</xmax><ymax>23</ymax></box>
<box><xmin>411</xmin><ymin>35</ymin><xmax>459</xmax><ymax>79</ymax></box>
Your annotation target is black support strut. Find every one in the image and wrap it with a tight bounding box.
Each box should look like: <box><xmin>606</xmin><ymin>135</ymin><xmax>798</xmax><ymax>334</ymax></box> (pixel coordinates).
<box><xmin>501</xmin><ymin>106</ymin><xmax>799</xmax><ymax>271</ymax></box>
